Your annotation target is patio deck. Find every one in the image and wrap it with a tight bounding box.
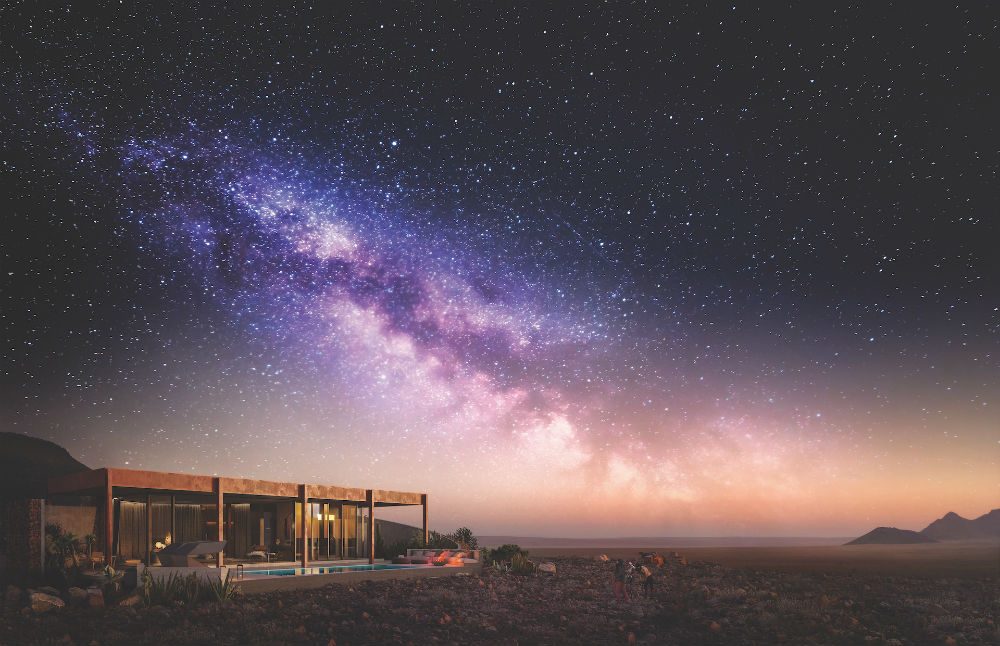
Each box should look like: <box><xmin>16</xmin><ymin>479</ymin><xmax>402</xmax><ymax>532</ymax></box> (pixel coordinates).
<box><xmin>232</xmin><ymin>559</ymin><xmax>480</xmax><ymax>594</ymax></box>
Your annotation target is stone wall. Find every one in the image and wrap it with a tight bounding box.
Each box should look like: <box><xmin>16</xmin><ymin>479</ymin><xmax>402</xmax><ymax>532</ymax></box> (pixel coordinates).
<box><xmin>0</xmin><ymin>498</ymin><xmax>43</xmax><ymax>583</ymax></box>
<box><xmin>46</xmin><ymin>504</ymin><xmax>98</xmax><ymax>539</ymax></box>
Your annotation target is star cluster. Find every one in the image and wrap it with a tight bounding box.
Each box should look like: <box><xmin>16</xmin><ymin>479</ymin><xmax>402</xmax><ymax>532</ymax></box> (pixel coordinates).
<box><xmin>2</xmin><ymin>3</ymin><xmax>997</xmax><ymax>535</ymax></box>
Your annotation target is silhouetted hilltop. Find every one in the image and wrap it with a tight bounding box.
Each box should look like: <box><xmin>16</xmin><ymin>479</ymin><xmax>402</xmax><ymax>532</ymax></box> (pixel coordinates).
<box><xmin>0</xmin><ymin>432</ymin><xmax>89</xmax><ymax>498</ymax></box>
<box><xmin>845</xmin><ymin>527</ymin><xmax>938</xmax><ymax>545</ymax></box>
<box><xmin>973</xmin><ymin>509</ymin><xmax>1000</xmax><ymax>535</ymax></box>
<box><xmin>921</xmin><ymin>509</ymin><xmax>1000</xmax><ymax>540</ymax></box>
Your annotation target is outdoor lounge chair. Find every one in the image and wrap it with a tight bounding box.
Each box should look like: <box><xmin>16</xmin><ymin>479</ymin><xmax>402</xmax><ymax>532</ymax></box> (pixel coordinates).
<box><xmin>156</xmin><ymin>540</ymin><xmax>227</xmax><ymax>567</ymax></box>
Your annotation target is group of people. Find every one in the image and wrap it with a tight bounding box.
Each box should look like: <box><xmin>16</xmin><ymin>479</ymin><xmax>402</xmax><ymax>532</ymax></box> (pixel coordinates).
<box><xmin>610</xmin><ymin>553</ymin><xmax>662</xmax><ymax>602</ymax></box>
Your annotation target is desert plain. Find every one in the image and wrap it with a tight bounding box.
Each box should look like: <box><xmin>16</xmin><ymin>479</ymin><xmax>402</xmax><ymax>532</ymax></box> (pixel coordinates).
<box><xmin>2</xmin><ymin>541</ymin><xmax>996</xmax><ymax>645</ymax></box>
<box><xmin>531</xmin><ymin>541</ymin><xmax>999</xmax><ymax>579</ymax></box>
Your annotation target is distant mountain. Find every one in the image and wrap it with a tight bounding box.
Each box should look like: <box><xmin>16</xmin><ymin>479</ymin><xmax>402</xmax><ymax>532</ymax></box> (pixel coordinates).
<box><xmin>974</xmin><ymin>509</ymin><xmax>1000</xmax><ymax>535</ymax></box>
<box><xmin>481</xmin><ymin>536</ymin><xmax>851</xmax><ymax>548</ymax></box>
<box><xmin>0</xmin><ymin>432</ymin><xmax>90</xmax><ymax>498</ymax></box>
<box><xmin>921</xmin><ymin>509</ymin><xmax>1000</xmax><ymax>541</ymax></box>
<box><xmin>845</xmin><ymin>527</ymin><xmax>938</xmax><ymax>545</ymax></box>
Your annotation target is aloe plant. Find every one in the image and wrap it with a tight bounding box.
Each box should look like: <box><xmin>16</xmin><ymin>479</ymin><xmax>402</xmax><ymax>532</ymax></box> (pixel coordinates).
<box><xmin>205</xmin><ymin>570</ymin><xmax>238</xmax><ymax>602</ymax></box>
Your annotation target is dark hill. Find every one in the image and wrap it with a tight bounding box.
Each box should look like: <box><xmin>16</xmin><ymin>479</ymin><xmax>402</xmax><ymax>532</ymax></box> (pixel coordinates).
<box><xmin>0</xmin><ymin>432</ymin><xmax>90</xmax><ymax>498</ymax></box>
<box><xmin>972</xmin><ymin>509</ymin><xmax>1000</xmax><ymax>535</ymax></box>
<box><xmin>845</xmin><ymin>527</ymin><xmax>938</xmax><ymax>545</ymax></box>
<box><xmin>921</xmin><ymin>509</ymin><xmax>1000</xmax><ymax>540</ymax></box>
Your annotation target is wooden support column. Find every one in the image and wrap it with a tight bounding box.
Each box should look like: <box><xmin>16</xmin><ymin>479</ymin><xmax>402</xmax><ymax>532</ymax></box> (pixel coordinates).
<box><xmin>322</xmin><ymin>502</ymin><xmax>330</xmax><ymax>559</ymax></box>
<box><xmin>145</xmin><ymin>492</ymin><xmax>153</xmax><ymax>565</ymax></box>
<box><xmin>214</xmin><ymin>477</ymin><xmax>224</xmax><ymax>568</ymax></box>
<box><xmin>366</xmin><ymin>490</ymin><xmax>375</xmax><ymax>564</ymax></box>
<box><xmin>340</xmin><ymin>503</ymin><xmax>346</xmax><ymax>558</ymax></box>
<box><xmin>300</xmin><ymin>485</ymin><xmax>309</xmax><ymax>568</ymax></box>
<box><xmin>104</xmin><ymin>471</ymin><xmax>114</xmax><ymax>566</ymax></box>
<box><xmin>421</xmin><ymin>494</ymin><xmax>429</xmax><ymax>546</ymax></box>
<box><xmin>169</xmin><ymin>495</ymin><xmax>176</xmax><ymax>545</ymax></box>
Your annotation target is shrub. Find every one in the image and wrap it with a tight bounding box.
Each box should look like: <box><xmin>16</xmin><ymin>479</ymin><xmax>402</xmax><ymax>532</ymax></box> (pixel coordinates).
<box><xmin>511</xmin><ymin>553</ymin><xmax>535</xmax><ymax>575</ymax></box>
<box><xmin>180</xmin><ymin>572</ymin><xmax>202</xmax><ymax>605</ymax></box>
<box><xmin>141</xmin><ymin>569</ymin><xmax>237</xmax><ymax>606</ymax></box>
<box><xmin>427</xmin><ymin>530</ymin><xmax>458</xmax><ymax>549</ymax></box>
<box><xmin>383</xmin><ymin>539</ymin><xmax>411</xmax><ymax>559</ymax></box>
<box><xmin>205</xmin><ymin>570</ymin><xmax>238</xmax><ymax>602</ymax></box>
<box><xmin>485</xmin><ymin>544</ymin><xmax>527</xmax><ymax>564</ymax></box>
<box><xmin>450</xmin><ymin>527</ymin><xmax>479</xmax><ymax>550</ymax></box>
<box><xmin>142</xmin><ymin>569</ymin><xmax>184</xmax><ymax>607</ymax></box>
<box><xmin>43</xmin><ymin>523</ymin><xmax>84</xmax><ymax>588</ymax></box>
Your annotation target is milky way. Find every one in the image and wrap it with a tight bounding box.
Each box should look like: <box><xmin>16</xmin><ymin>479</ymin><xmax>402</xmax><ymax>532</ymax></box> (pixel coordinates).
<box><xmin>122</xmin><ymin>130</ymin><xmax>599</xmax><ymax>447</ymax></box>
<box><xmin>3</xmin><ymin>3</ymin><xmax>997</xmax><ymax>535</ymax></box>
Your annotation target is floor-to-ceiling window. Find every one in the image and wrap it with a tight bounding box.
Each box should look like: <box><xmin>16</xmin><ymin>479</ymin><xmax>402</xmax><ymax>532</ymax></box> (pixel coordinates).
<box><xmin>325</xmin><ymin>503</ymin><xmax>341</xmax><ymax>559</ymax></box>
<box><xmin>343</xmin><ymin>503</ymin><xmax>357</xmax><ymax>557</ymax></box>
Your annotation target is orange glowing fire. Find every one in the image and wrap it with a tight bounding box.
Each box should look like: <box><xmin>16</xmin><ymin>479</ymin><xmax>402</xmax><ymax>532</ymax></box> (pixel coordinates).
<box><xmin>431</xmin><ymin>550</ymin><xmax>465</xmax><ymax>566</ymax></box>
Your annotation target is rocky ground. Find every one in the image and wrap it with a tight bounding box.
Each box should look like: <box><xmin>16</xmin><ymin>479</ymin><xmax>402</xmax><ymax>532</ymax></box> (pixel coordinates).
<box><xmin>1</xmin><ymin>556</ymin><xmax>996</xmax><ymax>645</ymax></box>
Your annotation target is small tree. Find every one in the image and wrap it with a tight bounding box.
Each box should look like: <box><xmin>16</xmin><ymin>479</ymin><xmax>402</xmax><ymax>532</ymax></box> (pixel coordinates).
<box><xmin>61</xmin><ymin>532</ymin><xmax>81</xmax><ymax>569</ymax></box>
<box><xmin>450</xmin><ymin>527</ymin><xmax>479</xmax><ymax>550</ymax></box>
<box><xmin>427</xmin><ymin>530</ymin><xmax>457</xmax><ymax>549</ymax></box>
<box><xmin>83</xmin><ymin>534</ymin><xmax>97</xmax><ymax>569</ymax></box>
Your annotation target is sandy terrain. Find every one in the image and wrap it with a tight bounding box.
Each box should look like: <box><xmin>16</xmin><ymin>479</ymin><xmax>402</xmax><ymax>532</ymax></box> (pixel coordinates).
<box><xmin>528</xmin><ymin>542</ymin><xmax>1000</xmax><ymax>579</ymax></box>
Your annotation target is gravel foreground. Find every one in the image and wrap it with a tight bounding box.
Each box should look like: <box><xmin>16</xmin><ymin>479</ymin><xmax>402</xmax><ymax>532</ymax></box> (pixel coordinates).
<box><xmin>1</xmin><ymin>557</ymin><xmax>996</xmax><ymax>645</ymax></box>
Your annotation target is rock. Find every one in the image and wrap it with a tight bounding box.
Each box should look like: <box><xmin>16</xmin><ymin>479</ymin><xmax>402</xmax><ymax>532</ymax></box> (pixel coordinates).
<box><xmin>150</xmin><ymin>605</ymin><xmax>172</xmax><ymax>621</ymax></box>
<box><xmin>67</xmin><ymin>587</ymin><xmax>88</xmax><ymax>606</ymax></box>
<box><xmin>5</xmin><ymin>584</ymin><xmax>22</xmax><ymax>608</ymax></box>
<box><xmin>86</xmin><ymin>588</ymin><xmax>104</xmax><ymax>608</ymax></box>
<box><xmin>709</xmin><ymin>621</ymin><xmax>721</xmax><ymax>632</ymax></box>
<box><xmin>118</xmin><ymin>592</ymin><xmax>142</xmax><ymax>607</ymax></box>
<box><xmin>30</xmin><ymin>591</ymin><xmax>65</xmax><ymax>614</ymax></box>
<box><xmin>37</xmin><ymin>585</ymin><xmax>61</xmax><ymax>597</ymax></box>
<box><xmin>538</xmin><ymin>562</ymin><xmax>557</xmax><ymax>574</ymax></box>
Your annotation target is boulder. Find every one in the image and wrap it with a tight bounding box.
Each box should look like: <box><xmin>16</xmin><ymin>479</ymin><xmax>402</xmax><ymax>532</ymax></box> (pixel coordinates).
<box><xmin>4</xmin><ymin>584</ymin><xmax>22</xmax><ymax>609</ymax></box>
<box><xmin>37</xmin><ymin>585</ymin><xmax>61</xmax><ymax>597</ymax></box>
<box><xmin>86</xmin><ymin>588</ymin><xmax>105</xmax><ymax>609</ymax></box>
<box><xmin>537</xmin><ymin>562</ymin><xmax>557</xmax><ymax>574</ymax></box>
<box><xmin>118</xmin><ymin>592</ymin><xmax>142</xmax><ymax>607</ymax></box>
<box><xmin>30</xmin><ymin>591</ymin><xmax>65</xmax><ymax>614</ymax></box>
<box><xmin>67</xmin><ymin>587</ymin><xmax>88</xmax><ymax>606</ymax></box>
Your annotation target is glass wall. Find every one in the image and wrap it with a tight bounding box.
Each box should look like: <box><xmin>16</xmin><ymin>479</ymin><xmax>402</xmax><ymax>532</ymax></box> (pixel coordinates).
<box><xmin>311</xmin><ymin>502</ymin><xmax>341</xmax><ymax>560</ymax></box>
<box><xmin>115</xmin><ymin>495</ymin><xmax>210</xmax><ymax>563</ymax></box>
<box><xmin>343</xmin><ymin>504</ymin><xmax>358</xmax><ymax>558</ymax></box>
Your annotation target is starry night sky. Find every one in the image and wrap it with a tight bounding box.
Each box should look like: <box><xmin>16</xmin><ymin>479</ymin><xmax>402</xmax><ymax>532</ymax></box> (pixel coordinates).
<box><xmin>2</xmin><ymin>3</ymin><xmax>997</xmax><ymax>536</ymax></box>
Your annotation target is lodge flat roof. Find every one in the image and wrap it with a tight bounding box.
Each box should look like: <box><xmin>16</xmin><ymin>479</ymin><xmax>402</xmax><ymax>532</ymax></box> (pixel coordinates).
<box><xmin>47</xmin><ymin>467</ymin><xmax>424</xmax><ymax>506</ymax></box>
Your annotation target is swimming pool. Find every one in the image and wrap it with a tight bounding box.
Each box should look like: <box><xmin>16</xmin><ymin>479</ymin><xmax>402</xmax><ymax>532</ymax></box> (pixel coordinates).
<box><xmin>241</xmin><ymin>563</ymin><xmax>429</xmax><ymax>577</ymax></box>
